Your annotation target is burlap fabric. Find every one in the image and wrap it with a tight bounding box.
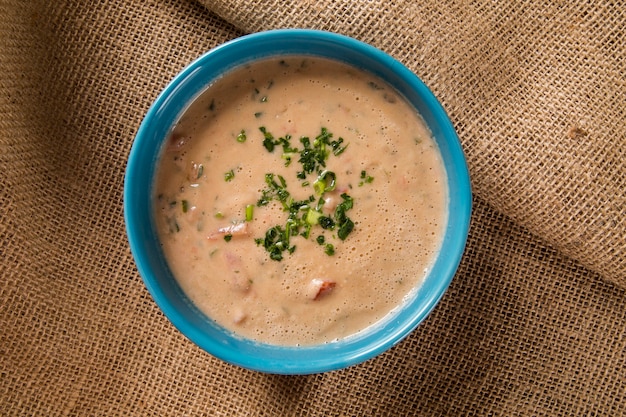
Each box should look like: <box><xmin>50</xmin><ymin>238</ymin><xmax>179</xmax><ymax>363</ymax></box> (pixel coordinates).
<box><xmin>1</xmin><ymin>0</ymin><xmax>624</xmax><ymax>415</ymax></box>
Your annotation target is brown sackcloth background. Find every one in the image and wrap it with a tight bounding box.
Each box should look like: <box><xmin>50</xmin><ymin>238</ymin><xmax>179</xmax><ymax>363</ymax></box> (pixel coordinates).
<box><xmin>1</xmin><ymin>0</ymin><xmax>624</xmax><ymax>415</ymax></box>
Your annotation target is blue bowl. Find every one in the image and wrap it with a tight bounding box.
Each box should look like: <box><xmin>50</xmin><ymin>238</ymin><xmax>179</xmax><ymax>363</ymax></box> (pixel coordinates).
<box><xmin>124</xmin><ymin>29</ymin><xmax>471</xmax><ymax>374</ymax></box>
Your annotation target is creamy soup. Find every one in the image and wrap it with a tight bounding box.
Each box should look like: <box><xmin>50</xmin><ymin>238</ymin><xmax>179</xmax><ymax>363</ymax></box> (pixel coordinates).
<box><xmin>153</xmin><ymin>57</ymin><xmax>448</xmax><ymax>345</ymax></box>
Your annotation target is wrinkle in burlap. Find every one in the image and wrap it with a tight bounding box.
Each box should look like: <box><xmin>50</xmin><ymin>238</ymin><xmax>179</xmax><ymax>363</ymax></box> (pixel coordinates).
<box><xmin>1</xmin><ymin>0</ymin><xmax>625</xmax><ymax>415</ymax></box>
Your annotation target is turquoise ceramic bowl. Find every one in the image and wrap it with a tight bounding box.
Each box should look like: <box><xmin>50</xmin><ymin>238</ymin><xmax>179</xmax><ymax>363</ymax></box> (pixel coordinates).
<box><xmin>124</xmin><ymin>29</ymin><xmax>471</xmax><ymax>374</ymax></box>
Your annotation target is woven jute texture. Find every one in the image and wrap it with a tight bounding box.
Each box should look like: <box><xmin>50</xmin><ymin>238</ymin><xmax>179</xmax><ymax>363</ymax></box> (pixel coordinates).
<box><xmin>1</xmin><ymin>0</ymin><xmax>624</xmax><ymax>416</ymax></box>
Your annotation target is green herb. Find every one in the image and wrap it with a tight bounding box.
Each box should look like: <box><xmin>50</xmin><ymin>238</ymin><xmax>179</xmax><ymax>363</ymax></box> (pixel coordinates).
<box><xmin>224</xmin><ymin>234</ymin><xmax>233</xmax><ymax>242</ymax></box>
<box><xmin>336</xmin><ymin>193</ymin><xmax>354</xmax><ymax>212</ymax></box>
<box><xmin>260</xmin><ymin>127</ymin><xmax>299</xmax><ymax>158</ymax></box>
<box><xmin>214</xmin><ymin>211</ymin><xmax>224</xmax><ymax>219</ymax></box>
<box><xmin>252</xmin><ymin>127</ymin><xmax>356</xmax><ymax>260</ymax></box>
<box><xmin>236</xmin><ymin>130</ymin><xmax>247</xmax><ymax>143</ymax></box>
<box><xmin>298</xmin><ymin>135</ymin><xmax>325</xmax><ymax>174</ymax></box>
<box><xmin>181</xmin><ymin>200</ymin><xmax>189</xmax><ymax>213</ymax></box>
<box><xmin>335</xmin><ymin>193</ymin><xmax>355</xmax><ymax>240</ymax></box>
<box><xmin>260</xmin><ymin>126</ymin><xmax>275</xmax><ymax>152</ymax></box>
<box><xmin>330</xmin><ymin>137</ymin><xmax>348</xmax><ymax>156</ymax></box>
<box><xmin>245</xmin><ymin>204</ymin><xmax>254</xmax><ymax>221</ymax></box>
<box><xmin>312</xmin><ymin>196</ymin><xmax>324</xmax><ymax>211</ymax></box>
<box><xmin>255</xmin><ymin>225</ymin><xmax>295</xmax><ymax>261</ymax></box>
<box><xmin>257</xmin><ymin>173</ymin><xmax>290</xmax><ymax>207</ymax></box>
<box><xmin>224</xmin><ymin>169</ymin><xmax>235</xmax><ymax>182</ymax></box>
<box><xmin>337</xmin><ymin>217</ymin><xmax>354</xmax><ymax>240</ymax></box>
<box><xmin>305</xmin><ymin>208</ymin><xmax>322</xmax><ymax>225</ymax></box>
<box><xmin>196</xmin><ymin>164</ymin><xmax>204</xmax><ymax>179</ymax></box>
<box><xmin>282</xmin><ymin>152</ymin><xmax>296</xmax><ymax>167</ymax></box>
<box><xmin>318</xmin><ymin>216</ymin><xmax>335</xmax><ymax>230</ymax></box>
<box><xmin>297</xmin><ymin>128</ymin><xmax>347</xmax><ymax>176</ymax></box>
<box><xmin>313</xmin><ymin>170</ymin><xmax>336</xmax><ymax>195</ymax></box>
<box><xmin>359</xmin><ymin>170</ymin><xmax>374</xmax><ymax>186</ymax></box>
<box><xmin>254</xmin><ymin>112</ymin><xmax>263</xmax><ymax>118</ymax></box>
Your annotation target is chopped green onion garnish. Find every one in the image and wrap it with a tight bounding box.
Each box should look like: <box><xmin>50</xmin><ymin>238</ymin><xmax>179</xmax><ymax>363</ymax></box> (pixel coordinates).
<box><xmin>236</xmin><ymin>130</ymin><xmax>247</xmax><ymax>143</ymax></box>
<box><xmin>337</xmin><ymin>218</ymin><xmax>354</xmax><ymax>240</ymax></box>
<box><xmin>260</xmin><ymin>126</ymin><xmax>275</xmax><ymax>152</ymax></box>
<box><xmin>224</xmin><ymin>234</ymin><xmax>232</xmax><ymax>242</ymax></box>
<box><xmin>181</xmin><ymin>200</ymin><xmax>189</xmax><ymax>213</ymax></box>
<box><xmin>313</xmin><ymin>170</ymin><xmax>336</xmax><ymax>195</ymax></box>
<box><xmin>251</xmin><ymin>127</ymin><xmax>355</xmax><ymax>260</ymax></box>
<box><xmin>305</xmin><ymin>209</ymin><xmax>322</xmax><ymax>225</ymax></box>
<box><xmin>359</xmin><ymin>170</ymin><xmax>374</xmax><ymax>186</ymax></box>
<box><xmin>225</xmin><ymin>169</ymin><xmax>235</xmax><ymax>182</ymax></box>
<box><xmin>245</xmin><ymin>204</ymin><xmax>254</xmax><ymax>221</ymax></box>
<box><xmin>282</xmin><ymin>152</ymin><xmax>296</xmax><ymax>167</ymax></box>
<box><xmin>318</xmin><ymin>216</ymin><xmax>335</xmax><ymax>230</ymax></box>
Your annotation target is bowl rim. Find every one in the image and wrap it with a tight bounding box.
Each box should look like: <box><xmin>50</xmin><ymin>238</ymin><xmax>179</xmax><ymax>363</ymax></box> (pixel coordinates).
<box><xmin>124</xmin><ymin>28</ymin><xmax>472</xmax><ymax>374</ymax></box>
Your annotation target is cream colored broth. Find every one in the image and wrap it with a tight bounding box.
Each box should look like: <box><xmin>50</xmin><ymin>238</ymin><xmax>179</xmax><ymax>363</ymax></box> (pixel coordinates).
<box><xmin>153</xmin><ymin>57</ymin><xmax>447</xmax><ymax>345</ymax></box>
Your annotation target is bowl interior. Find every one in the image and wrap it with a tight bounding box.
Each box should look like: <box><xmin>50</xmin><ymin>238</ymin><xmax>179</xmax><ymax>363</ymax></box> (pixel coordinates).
<box><xmin>124</xmin><ymin>29</ymin><xmax>471</xmax><ymax>374</ymax></box>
